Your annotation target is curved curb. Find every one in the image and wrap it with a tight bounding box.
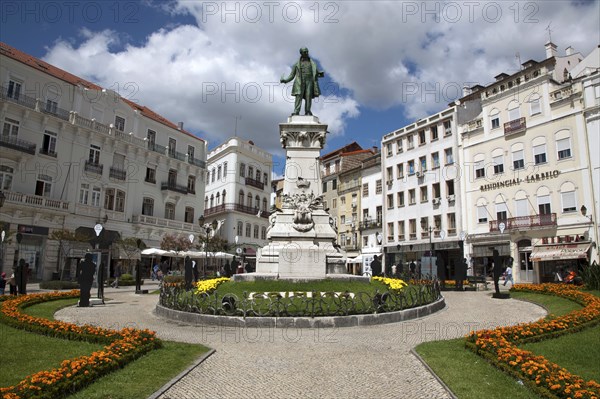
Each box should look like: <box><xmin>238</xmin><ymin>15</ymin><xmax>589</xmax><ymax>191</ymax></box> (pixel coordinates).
<box><xmin>147</xmin><ymin>349</ymin><xmax>216</xmax><ymax>399</ymax></box>
<box><xmin>410</xmin><ymin>348</ymin><xmax>458</xmax><ymax>399</ymax></box>
<box><xmin>155</xmin><ymin>297</ymin><xmax>446</xmax><ymax>328</ymax></box>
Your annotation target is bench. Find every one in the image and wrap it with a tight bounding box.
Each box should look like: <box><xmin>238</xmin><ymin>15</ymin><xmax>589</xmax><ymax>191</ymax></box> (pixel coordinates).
<box><xmin>467</xmin><ymin>276</ymin><xmax>489</xmax><ymax>291</ymax></box>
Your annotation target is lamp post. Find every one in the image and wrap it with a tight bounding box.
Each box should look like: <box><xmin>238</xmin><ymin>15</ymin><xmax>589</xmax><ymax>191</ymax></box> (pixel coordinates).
<box><xmin>198</xmin><ymin>216</ymin><xmax>218</xmax><ymax>278</ymax></box>
<box><xmin>0</xmin><ymin>191</ymin><xmax>5</xmax><ymax>275</ymax></box>
<box><xmin>93</xmin><ymin>223</ymin><xmax>104</xmax><ymax>302</ymax></box>
<box><xmin>135</xmin><ymin>238</ymin><xmax>143</xmax><ymax>294</ymax></box>
<box><xmin>376</xmin><ymin>232</ymin><xmax>383</xmax><ymax>275</ymax></box>
<box><xmin>421</xmin><ymin>219</ymin><xmax>435</xmax><ymax>276</ymax></box>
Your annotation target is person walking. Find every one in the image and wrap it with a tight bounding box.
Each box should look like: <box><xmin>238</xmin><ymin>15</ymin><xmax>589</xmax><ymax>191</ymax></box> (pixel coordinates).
<box><xmin>503</xmin><ymin>262</ymin><xmax>514</xmax><ymax>287</ymax></box>
<box><xmin>111</xmin><ymin>262</ymin><xmax>122</xmax><ymax>288</ymax></box>
<box><xmin>0</xmin><ymin>272</ymin><xmax>6</xmax><ymax>295</ymax></box>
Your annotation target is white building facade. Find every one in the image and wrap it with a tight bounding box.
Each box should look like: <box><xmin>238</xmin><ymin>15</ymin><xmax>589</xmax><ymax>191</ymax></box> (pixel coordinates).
<box><xmin>0</xmin><ymin>42</ymin><xmax>207</xmax><ymax>280</ymax></box>
<box><xmin>356</xmin><ymin>152</ymin><xmax>383</xmax><ymax>274</ymax></box>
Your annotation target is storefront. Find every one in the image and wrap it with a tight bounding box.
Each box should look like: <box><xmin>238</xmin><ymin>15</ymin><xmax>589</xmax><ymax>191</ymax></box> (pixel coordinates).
<box><xmin>531</xmin><ymin>241</ymin><xmax>592</xmax><ymax>283</ymax></box>
<box><xmin>470</xmin><ymin>240</ymin><xmax>511</xmax><ymax>277</ymax></box>
<box><xmin>16</xmin><ymin>224</ymin><xmax>49</xmax><ymax>281</ymax></box>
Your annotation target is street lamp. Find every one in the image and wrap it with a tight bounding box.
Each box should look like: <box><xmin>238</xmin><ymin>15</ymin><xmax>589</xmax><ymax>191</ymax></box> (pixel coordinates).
<box><xmin>198</xmin><ymin>216</ymin><xmax>219</xmax><ymax>278</ymax></box>
<box><xmin>135</xmin><ymin>238</ymin><xmax>143</xmax><ymax>294</ymax></box>
<box><xmin>581</xmin><ymin>205</ymin><xmax>593</xmax><ymax>223</ymax></box>
<box><xmin>93</xmin><ymin>223</ymin><xmax>104</xmax><ymax>302</ymax></box>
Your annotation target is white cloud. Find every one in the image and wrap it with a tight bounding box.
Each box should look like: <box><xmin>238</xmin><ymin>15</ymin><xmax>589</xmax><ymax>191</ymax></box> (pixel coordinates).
<box><xmin>42</xmin><ymin>0</ymin><xmax>599</xmax><ymax>152</ymax></box>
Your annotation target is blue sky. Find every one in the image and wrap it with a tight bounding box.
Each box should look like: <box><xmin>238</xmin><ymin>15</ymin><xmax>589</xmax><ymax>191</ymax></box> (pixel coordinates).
<box><xmin>2</xmin><ymin>1</ymin><xmax>599</xmax><ymax>176</ymax></box>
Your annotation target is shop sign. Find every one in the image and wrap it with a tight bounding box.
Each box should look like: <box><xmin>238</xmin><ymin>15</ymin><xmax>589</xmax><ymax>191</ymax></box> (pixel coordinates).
<box><xmin>480</xmin><ymin>170</ymin><xmax>560</xmax><ymax>192</ymax></box>
<box><xmin>17</xmin><ymin>225</ymin><xmax>49</xmax><ymax>236</ymax></box>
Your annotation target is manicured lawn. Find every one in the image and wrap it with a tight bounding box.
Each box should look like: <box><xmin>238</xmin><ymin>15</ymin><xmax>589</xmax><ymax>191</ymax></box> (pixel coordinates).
<box><xmin>415</xmin><ymin>289</ymin><xmax>596</xmax><ymax>397</ymax></box>
<box><xmin>1</xmin><ymin>296</ymin><xmax>209</xmax><ymax>397</ymax></box>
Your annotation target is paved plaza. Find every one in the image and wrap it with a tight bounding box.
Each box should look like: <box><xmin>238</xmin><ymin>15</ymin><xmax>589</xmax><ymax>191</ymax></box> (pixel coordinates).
<box><xmin>54</xmin><ymin>284</ymin><xmax>546</xmax><ymax>398</ymax></box>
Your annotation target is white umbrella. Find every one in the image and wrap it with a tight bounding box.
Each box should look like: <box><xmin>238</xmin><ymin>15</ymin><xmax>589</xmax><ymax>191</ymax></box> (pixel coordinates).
<box><xmin>346</xmin><ymin>255</ymin><xmax>364</xmax><ymax>264</ymax></box>
<box><xmin>213</xmin><ymin>251</ymin><xmax>234</xmax><ymax>259</ymax></box>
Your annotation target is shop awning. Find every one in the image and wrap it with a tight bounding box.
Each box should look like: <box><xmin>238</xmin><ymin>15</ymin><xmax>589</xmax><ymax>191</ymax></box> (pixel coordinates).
<box><xmin>530</xmin><ymin>242</ymin><xmax>591</xmax><ymax>261</ymax></box>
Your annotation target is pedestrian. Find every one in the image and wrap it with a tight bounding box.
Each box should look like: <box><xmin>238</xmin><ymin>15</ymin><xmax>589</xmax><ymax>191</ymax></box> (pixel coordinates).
<box><xmin>111</xmin><ymin>262</ymin><xmax>122</xmax><ymax>288</ymax></box>
<box><xmin>370</xmin><ymin>255</ymin><xmax>382</xmax><ymax>277</ymax></box>
<box><xmin>230</xmin><ymin>257</ymin><xmax>239</xmax><ymax>275</ymax></box>
<box><xmin>409</xmin><ymin>261</ymin><xmax>416</xmax><ymax>277</ymax></box>
<box><xmin>8</xmin><ymin>273</ymin><xmax>17</xmax><ymax>295</ymax></box>
<box><xmin>224</xmin><ymin>260</ymin><xmax>231</xmax><ymax>277</ymax></box>
<box><xmin>0</xmin><ymin>272</ymin><xmax>6</xmax><ymax>295</ymax></box>
<box><xmin>503</xmin><ymin>260</ymin><xmax>514</xmax><ymax>287</ymax></box>
<box><xmin>184</xmin><ymin>256</ymin><xmax>193</xmax><ymax>290</ymax></box>
<box><xmin>192</xmin><ymin>260</ymin><xmax>199</xmax><ymax>282</ymax></box>
<box><xmin>152</xmin><ymin>262</ymin><xmax>159</xmax><ymax>281</ymax></box>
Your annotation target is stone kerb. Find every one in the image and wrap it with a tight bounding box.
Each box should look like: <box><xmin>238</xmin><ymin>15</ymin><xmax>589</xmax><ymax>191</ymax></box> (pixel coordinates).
<box><xmin>155</xmin><ymin>296</ymin><xmax>446</xmax><ymax>329</ymax></box>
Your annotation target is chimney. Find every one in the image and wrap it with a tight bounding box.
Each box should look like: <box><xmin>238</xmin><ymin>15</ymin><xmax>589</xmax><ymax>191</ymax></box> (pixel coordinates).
<box><xmin>565</xmin><ymin>46</ymin><xmax>574</xmax><ymax>56</ymax></box>
<box><xmin>462</xmin><ymin>86</ymin><xmax>472</xmax><ymax>96</ymax></box>
<box><xmin>372</xmin><ymin>146</ymin><xmax>378</xmax><ymax>153</ymax></box>
<box><xmin>545</xmin><ymin>42</ymin><xmax>557</xmax><ymax>59</ymax></box>
<box><xmin>177</xmin><ymin>122</ymin><xmax>184</xmax><ymax>130</ymax></box>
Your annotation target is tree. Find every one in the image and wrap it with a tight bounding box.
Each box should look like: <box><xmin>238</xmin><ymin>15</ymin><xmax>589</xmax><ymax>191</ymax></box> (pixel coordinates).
<box><xmin>160</xmin><ymin>233</ymin><xmax>193</xmax><ymax>253</ymax></box>
<box><xmin>114</xmin><ymin>237</ymin><xmax>145</xmax><ymax>274</ymax></box>
<box><xmin>49</xmin><ymin>229</ymin><xmax>91</xmax><ymax>280</ymax></box>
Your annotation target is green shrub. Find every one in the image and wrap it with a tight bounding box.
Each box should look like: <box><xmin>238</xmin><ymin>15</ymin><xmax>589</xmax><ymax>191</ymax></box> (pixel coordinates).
<box><xmin>581</xmin><ymin>261</ymin><xmax>600</xmax><ymax>290</ymax></box>
<box><xmin>163</xmin><ymin>275</ymin><xmax>184</xmax><ymax>284</ymax></box>
<box><xmin>39</xmin><ymin>281</ymin><xmax>79</xmax><ymax>290</ymax></box>
<box><xmin>121</xmin><ymin>273</ymin><xmax>134</xmax><ymax>280</ymax></box>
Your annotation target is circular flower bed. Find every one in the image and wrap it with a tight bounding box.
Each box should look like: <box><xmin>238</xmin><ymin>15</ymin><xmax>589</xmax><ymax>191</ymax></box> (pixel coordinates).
<box><xmin>0</xmin><ymin>291</ymin><xmax>161</xmax><ymax>399</ymax></box>
<box><xmin>466</xmin><ymin>284</ymin><xmax>600</xmax><ymax>399</ymax></box>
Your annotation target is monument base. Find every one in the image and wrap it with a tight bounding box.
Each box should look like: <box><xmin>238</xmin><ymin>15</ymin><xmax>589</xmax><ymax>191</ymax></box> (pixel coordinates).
<box><xmin>492</xmin><ymin>292</ymin><xmax>511</xmax><ymax>299</ymax></box>
<box><xmin>232</xmin><ymin>273</ymin><xmax>370</xmax><ymax>284</ymax></box>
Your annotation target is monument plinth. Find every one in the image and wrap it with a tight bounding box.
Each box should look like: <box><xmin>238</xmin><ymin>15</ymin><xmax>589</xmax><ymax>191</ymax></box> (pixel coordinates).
<box><xmin>251</xmin><ymin>115</ymin><xmax>346</xmax><ymax>279</ymax></box>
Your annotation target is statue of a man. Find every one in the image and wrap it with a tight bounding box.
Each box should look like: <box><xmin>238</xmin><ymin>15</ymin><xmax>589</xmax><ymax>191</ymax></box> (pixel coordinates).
<box><xmin>281</xmin><ymin>47</ymin><xmax>324</xmax><ymax>116</ymax></box>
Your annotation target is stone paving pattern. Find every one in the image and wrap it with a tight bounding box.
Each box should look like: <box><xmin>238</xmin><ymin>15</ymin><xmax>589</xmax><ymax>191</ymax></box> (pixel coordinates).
<box><xmin>56</xmin><ymin>284</ymin><xmax>546</xmax><ymax>398</ymax></box>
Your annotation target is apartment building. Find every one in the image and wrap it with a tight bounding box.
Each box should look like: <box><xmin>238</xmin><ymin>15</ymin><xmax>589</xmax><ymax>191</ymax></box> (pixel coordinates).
<box><xmin>0</xmin><ymin>42</ymin><xmax>207</xmax><ymax>280</ymax></box>
<box><xmin>381</xmin><ymin>107</ymin><xmax>462</xmax><ymax>276</ymax></box>
<box><xmin>355</xmin><ymin>152</ymin><xmax>382</xmax><ymax>274</ymax></box>
<box><xmin>204</xmin><ymin>137</ymin><xmax>272</xmax><ymax>264</ymax></box>
<box><xmin>458</xmin><ymin>42</ymin><xmax>599</xmax><ymax>283</ymax></box>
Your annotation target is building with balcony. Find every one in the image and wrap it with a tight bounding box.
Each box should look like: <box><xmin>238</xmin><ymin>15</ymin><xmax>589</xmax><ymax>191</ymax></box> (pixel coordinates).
<box><xmin>458</xmin><ymin>42</ymin><xmax>599</xmax><ymax>283</ymax></box>
<box><xmin>203</xmin><ymin>137</ymin><xmax>272</xmax><ymax>264</ymax></box>
<box><xmin>0</xmin><ymin>42</ymin><xmax>208</xmax><ymax>280</ymax></box>
<box><xmin>381</xmin><ymin>107</ymin><xmax>463</xmax><ymax>277</ymax></box>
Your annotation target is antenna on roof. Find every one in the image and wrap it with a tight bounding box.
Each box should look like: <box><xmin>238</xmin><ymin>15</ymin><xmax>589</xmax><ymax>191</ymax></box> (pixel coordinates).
<box><xmin>545</xmin><ymin>22</ymin><xmax>553</xmax><ymax>43</ymax></box>
<box><xmin>515</xmin><ymin>52</ymin><xmax>522</xmax><ymax>70</ymax></box>
<box><xmin>234</xmin><ymin>115</ymin><xmax>242</xmax><ymax>136</ymax></box>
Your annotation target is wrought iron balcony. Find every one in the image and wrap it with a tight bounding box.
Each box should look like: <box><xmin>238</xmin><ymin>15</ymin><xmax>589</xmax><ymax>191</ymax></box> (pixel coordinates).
<box><xmin>147</xmin><ymin>142</ymin><xmax>167</xmax><ymax>155</ymax></box>
<box><xmin>489</xmin><ymin>213</ymin><xmax>557</xmax><ymax>232</ymax></box>
<box><xmin>84</xmin><ymin>161</ymin><xmax>103</xmax><ymax>175</ymax></box>
<box><xmin>245</xmin><ymin>177</ymin><xmax>265</xmax><ymax>190</ymax></box>
<box><xmin>504</xmin><ymin>117</ymin><xmax>526</xmax><ymax>136</ymax></box>
<box><xmin>204</xmin><ymin>202</ymin><xmax>269</xmax><ymax>218</ymax></box>
<box><xmin>161</xmin><ymin>181</ymin><xmax>189</xmax><ymax>195</ymax></box>
<box><xmin>358</xmin><ymin>219</ymin><xmax>382</xmax><ymax>231</ymax></box>
<box><xmin>0</xmin><ymin>135</ymin><xmax>36</xmax><ymax>155</ymax></box>
<box><xmin>39</xmin><ymin>148</ymin><xmax>57</xmax><ymax>157</ymax></box>
<box><xmin>109</xmin><ymin>166</ymin><xmax>127</xmax><ymax>181</ymax></box>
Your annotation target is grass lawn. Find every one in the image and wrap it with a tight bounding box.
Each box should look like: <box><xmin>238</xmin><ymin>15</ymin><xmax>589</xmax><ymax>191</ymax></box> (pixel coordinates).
<box><xmin>1</xmin><ymin>296</ymin><xmax>210</xmax><ymax>398</ymax></box>
<box><xmin>415</xmin><ymin>289</ymin><xmax>595</xmax><ymax>398</ymax></box>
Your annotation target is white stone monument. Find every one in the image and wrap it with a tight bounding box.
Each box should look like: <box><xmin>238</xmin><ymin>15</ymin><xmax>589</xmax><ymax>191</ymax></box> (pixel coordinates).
<box><xmin>250</xmin><ymin>115</ymin><xmax>346</xmax><ymax>279</ymax></box>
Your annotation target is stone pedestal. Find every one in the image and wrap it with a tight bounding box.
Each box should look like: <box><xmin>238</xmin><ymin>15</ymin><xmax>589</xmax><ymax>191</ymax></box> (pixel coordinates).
<box><xmin>255</xmin><ymin>116</ymin><xmax>345</xmax><ymax>279</ymax></box>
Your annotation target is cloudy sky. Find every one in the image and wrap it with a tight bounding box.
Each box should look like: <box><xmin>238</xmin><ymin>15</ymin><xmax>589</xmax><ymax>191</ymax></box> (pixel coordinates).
<box><xmin>2</xmin><ymin>1</ymin><xmax>599</xmax><ymax>174</ymax></box>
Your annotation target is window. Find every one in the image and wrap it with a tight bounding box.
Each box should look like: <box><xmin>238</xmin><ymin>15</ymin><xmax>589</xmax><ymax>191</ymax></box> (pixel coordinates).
<box><xmin>443</xmin><ymin>120</ymin><xmax>452</xmax><ymax>136</ymax></box>
<box><xmin>224</xmin><ymin>162</ymin><xmax>228</xmax><ymax>179</ymax></box>
<box><xmin>168</xmin><ymin>138</ymin><xmax>176</xmax><ymax>156</ymax></box>
<box><xmin>88</xmin><ymin>144</ymin><xmax>101</xmax><ymax>164</ymax></box>
<box><xmin>409</xmin><ymin>219</ymin><xmax>417</xmax><ymax>239</ymax></box>
<box><xmin>332</xmin><ymin>179</ymin><xmax>337</xmax><ymax>189</ymax></box>
<box><xmin>447</xmin><ymin>213</ymin><xmax>456</xmax><ymax>233</ymax></box>
<box><xmin>419</xmin><ymin>156</ymin><xmax>427</xmax><ymax>172</ymax></box>
<box><xmin>376</xmin><ymin>206</ymin><xmax>382</xmax><ymax>224</ymax></box>
<box><xmin>114</xmin><ymin>116</ymin><xmax>125</xmax><ymax>131</ymax></box>
<box><xmin>262</xmin><ymin>197</ymin><xmax>267</xmax><ymax>211</ymax></box>
<box><xmin>91</xmin><ymin>186</ymin><xmax>101</xmax><ymax>207</ymax></box>
<box><xmin>79</xmin><ymin>183</ymin><xmax>90</xmax><ymax>205</ymax></box>
<box><xmin>340</xmin><ymin>196</ymin><xmax>346</xmax><ymax>205</ymax></box>
<box><xmin>408</xmin><ymin>189</ymin><xmax>416</xmax><ymax>205</ymax></box>
<box><xmin>253</xmin><ymin>225</ymin><xmax>259</xmax><ymax>239</ymax></box>
<box><xmin>375</xmin><ymin>180</ymin><xmax>382</xmax><ymax>194</ymax></box>
<box><xmin>45</xmin><ymin>99</ymin><xmax>58</xmax><ymax>114</ymax></box>
<box><xmin>255</xmin><ymin>195</ymin><xmax>260</xmax><ymax>209</ymax></box>
<box><xmin>362</xmin><ymin>183</ymin><xmax>369</xmax><ymax>197</ymax></box>
<box><xmin>475</xmin><ymin>161</ymin><xmax>485</xmax><ymax>179</ymax></box>
<box><xmin>168</xmin><ymin>169</ymin><xmax>177</xmax><ymax>185</ymax></box>
<box><xmin>340</xmin><ymin>215</ymin><xmax>346</xmax><ymax>225</ymax></box>
<box><xmin>420</xmin><ymin>186</ymin><xmax>428</xmax><ymax>202</ymax></box>
<box><xmin>496</xmin><ymin>203</ymin><xmax>507</xmax><ymax>222</ymax></box>
<box><xmin>538</xmin><ymin>195</ymin><xmax>551</xmax><ymax>215</ymax></box>
<box><xmin>444</xmin><ymin>148</ymin><xmax>453</xmax><ymax>165</ymax></box>
<box><xmin>237</xmin><ymin>221</ymin><xmax>243</xmax><ymax>237</ymax></box>
<box><xmin>387</xmin><ymin>194</ymin><xmax>394</xmax><ymax>209</ymax></box>
<box><xmin>512</xmin><ymin>149</ymin><xmax>525</xmax><ymax>170</ymax></box>
<box><xmin>477</xmin><ymin>205</ymin><xmax>488</xmax><ymax>223</ymax></box>
<box><xmin>529</xmin><ymin>95</ymin><xmax>541</xmax><ymax>115</ymax></box>
<box><xmin>397</xmin><ymin>163</ymin><xmax>404</xmax><ymax>178</ymax></box>
<box><xmin>211</xmin><ymin>168</ymin><xmax>216</xmax><ymax>183</ymax></box>
<box><xmin>256</xmin><ymin>169</ymin><xmax>261</xmax><ymax>182</ymax></box>
<box><xmin>115</xmin><ymin>190</ymin><xmax>125</xmax><ymax>212</ymax></box>
<box><xmin>507</xmin><ymin>101</ymin><xmax>520</xmax><ymax>121</ymax></box>
<box><xmin>332</xmin><ymin>198</ymin><xmax>337</xmax><ymax>208</ymax></box>
<box><xmin>187</xmin><ymin>145</ymin><xmax>195</xmax><ymax>162</ymax></box>
<box><xmin>561</xmin><ymin>191</ymin><xmax>576</xmax><ymax>213</ymax></box>
<box><xmin>396</xmin><ymin>139</ymin><xmax>403</xmax><ymax>153</ymax></box>
<box><xmin>493</xmin><ymin>155</ymin><xmax>504</xmax><ymax>174</ymax></box>
<box><xmin>238</xmin><ymin>190</ymin><xmax>244</xmax><ymax>205</ymax></box>
<box><xmin>165</xmin><ymin>203</ymin><xmax>176</xmax><ymax>220</ymax></box>
<box><xmin>263</xmin><ymin>172</ymin><xmax>268</xmax><ymax>185</ymax></box>
<box><xmin>515</xmin><ymin>198</ymin><xmax>528</xmax><ymax>217</ymax></box>
<box><xmin>398</xmin><ymin>191</ymin><xmax>405</xmax><ymax>207</ymax></box>
<box><xmin>187</xmin><ymin>176</ymin><xmax>196</xmax><ymax>193</ymax></box>
<box><xmin>261</xmin><ymin>227</ymin><xmax>267</xmax><ymax>240</ymax></box>
<box><xmin>534</xmin><ymin>144</ymin><xmax>547</xmax><ymax>165</ymax></box>
<box><xmin>407</xmin><ymin>135</ymin><xmax>414</xmax><ymax>149</ymax></box>
<box><xmin>386</xmin><ymin>167</ymin><xmax>393</xmax><ymax>182</ymax></box>
<box><xmin>145</xmin><ymin>167</ymin><xmax>156</xmax><ymax>183</ymax></box>
<box><xmin>490</xmin><ymin>110</ymin><xmax>500</xmax><ymax>129</ymax></box>
<box><xmin>217</xmin><ymin>166</ymin><xmax>222</xmax><ymax>181</ymax></box>
<box><xmin>557</xmin><ymin>138</ymin><xmax>571</xmax><ymax>160</ymax></box>
<box><xmin>417</xmin><ymin>130</ymin><xmax>425</xmax><ymax>145</ymax></box>
<box><xmin>104</xmin><ymin>188</ymin><xmax>125</xmax><ymax>212</ymax></box>
<box><xmin>386</xmin><ymin>143</ymin><xmax>392</xmax><ymax>157</ymax></box>
<box><xmin>2</xmin><ymin>118</ymin><xmax>19</xmax><ymax>137</ymax></box>
<box><xmin>387</xmin><ymin>222</ymin><xmax>394</xmax><ymax>241</ymax></box>
<box><xmin>41</xmin><ymin>130</ymin><xmax>57</xmax><ymax>156</ymax></box>
<box><xmin>430</xmin><ymin>125</ymin><xmax>438</xmax><ymax>141</ymax></box>
<box><xmin>398</xmin><ymin>221</ymin><xmax>405</xmax><ymax>240</ymax></box>
<box><xmin>247</xmin><ymin>193</ymin><xmax>253</xmax><ymax>207</ymax></box>
<box><xmin>7</xmin><ymin>80</ymin><xmax>22</xmax><ymax>100</ymax></box>
<box><xmin>147</xmin><ymin>129</ymin><xmax>156</xmax><ymax>146</ymax></box>
<box><xmin>240</xmin><ymin>163</ymin><xmax>246</xmax><ymax>177</ymax></box>
<box><xmin>408</xmin><ymin>160</ymin><xmax>415</xmax><ymax>175</ymax></box>
<box><xmin>432</xmin><ymin>152</ymin><xmax>440</xmax><ymax>168</ymax></box>
<box><xmin>248</xmin><ymin>166</ymin><xmax>254</xmax><ymax>180</ymax></box>
<box><xmin>322</xmin><ymin>181</ymin><xmax>328</xmax><ymax>193</ymax></box>
<box><xmin>446</xmin><ymin>180</ymin><xmax>455</xmax><ymax>196</ymax></box>
<box><xmin>335</xmin><ymin>160</ymin><xmax>340</xmax><ymax>172</ymax></box>
<box><xmin>142</xmin><ymin>197</ymin><xmax>154</xmax><ymax>216</ymax></box>
<box><xmin>35</xmin><ymin>174</ymin><xmax>52</xmax><ymax>197</ymax></box>
<box><xmin>432</xmin><ymin>183</ymin><xmax>440</xmax><ymax>199</ymax></box>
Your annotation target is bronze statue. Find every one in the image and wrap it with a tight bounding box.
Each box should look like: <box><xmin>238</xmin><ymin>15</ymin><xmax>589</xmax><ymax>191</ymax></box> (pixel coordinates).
<box><xmin>281</xmin><ymin>47</ymin><xmax>324</xmax><ymax>116</ymax></box>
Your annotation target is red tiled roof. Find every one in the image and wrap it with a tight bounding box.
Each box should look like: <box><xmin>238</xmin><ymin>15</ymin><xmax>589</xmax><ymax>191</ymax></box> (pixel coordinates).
<box><xmin>320</xmin><ymin>142</ymin><xmax>362</xmax><ymax>160</ymax></box>
<box><xmin>0</xmin><ymin>42</ymin><xmax>204</xmax><ymax>142</ymax></box>
<box><xmin>340</xmin><ymin>149</ymin><xmax>374</xmax><ymax>157</ymax></box>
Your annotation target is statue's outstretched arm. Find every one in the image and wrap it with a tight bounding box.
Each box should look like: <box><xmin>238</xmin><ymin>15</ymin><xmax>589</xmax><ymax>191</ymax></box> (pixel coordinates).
<box><xmin>281</xmin><ymin>65</ymin><xmax>297</xmax><ymax>83</ymax></box>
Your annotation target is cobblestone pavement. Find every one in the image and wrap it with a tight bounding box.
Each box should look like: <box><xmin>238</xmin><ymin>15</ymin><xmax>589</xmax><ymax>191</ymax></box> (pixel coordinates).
<box><xmin>56</xmin><ymin>286</ymin><xmax>546</xmax><ymax>398</ymax></box>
